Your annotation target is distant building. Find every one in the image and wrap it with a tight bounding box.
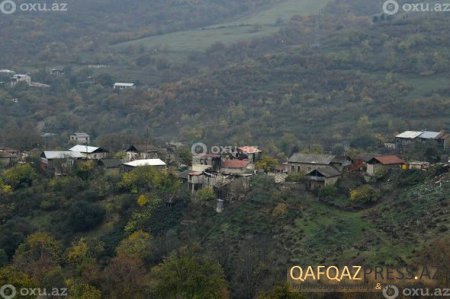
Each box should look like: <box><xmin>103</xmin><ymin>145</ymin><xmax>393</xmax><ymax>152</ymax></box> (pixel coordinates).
<box><xmin>50</xmin><ymin>68</ymin><xmax>64</xmax><ymax>76</ymax></box>
<box><xmin>220</xmin><ymin>159</ymin><xmax>254</xmax><ymax>175</ymax></box>
<box><xmin>305</xmin><ymin>166</ymin><xmax>341</xmax><ymax>190</ymax></box>
<box><xmin>237</xmin><ymin>146</ymin><xmax>262</xmax><ymax>163</ymax></box>
<box><xmin>97</xmin><ymin>158</ymin><xmax>123</xmax><ymax>175</ymax></box>
<box><xmin>69</xmin><ymin>145</ymin><xmax>108</xmax><ymax>160</ymax></box>
<box><xmin>113</xmin><ymin>82</ymin><xmax>135</xmax><ymax>90</ymax></box>
<box><xmin>287</xmin><ymin>153</ymin><xmax>351</xmax><ymax>174</ymax></box>
<box><xmin>40</xmin><ymin>151</ymin><xmax>84</xmax><ymax>175</ymax></box>
<box><xmin>70</xmin><ymin>132</ymin><xmax>90</xmax><ymax>145</ymax></box>
<box><xmin>366</xmin><ymin>155</ymin><xmax>405</xmax><ymax>176</ymax></box>
<box><xmin>11</xmin><ymin>74</ymin><xmax>31</xmax><ymax>86</ymax></box>
<box><xmin>123</xmin><ymin>159</ymin><xmax>167</xmax><ymax>171</ymax></box>
<box><xmin>126</xmin><ymin>144</ymin><xmax>161</xmax><ymax>161</ymax></box>
<box><xmin>395</xmin><ymin>130</ymin><xmax>449</xmax><ymax>150</ymax></box>
<box><xmin>0</xmin><ymin>148</ymin><xmax>20</xmax><ymax>167</ymax></box>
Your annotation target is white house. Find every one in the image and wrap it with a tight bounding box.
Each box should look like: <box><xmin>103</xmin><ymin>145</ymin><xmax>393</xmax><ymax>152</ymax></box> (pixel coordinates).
<box><xmin>11</xmin><ymin>74</ymin><xmax>31</xmax><ymax>86</ymax></box>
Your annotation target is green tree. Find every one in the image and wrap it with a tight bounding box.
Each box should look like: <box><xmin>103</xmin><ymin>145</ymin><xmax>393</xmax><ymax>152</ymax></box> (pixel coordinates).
<box><xmin>150</xmin><ymin>249</ymin><xmax>229</xmax><ymax>299</ymax></box>
<box><xmin>256</xmin><ymin>156</ymin><xmax>279</xmax><ymax>173</ymax></box>
<box><xmin>3</xmin><ymin>164</ymin><xmax>37</xmax><ymax>189</ymax></box>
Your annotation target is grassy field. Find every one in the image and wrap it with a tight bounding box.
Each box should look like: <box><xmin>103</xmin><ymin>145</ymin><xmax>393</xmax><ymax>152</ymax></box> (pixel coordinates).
<box><xmin>113</xmin><ymin>0</ymin><xmax>330</xmax><ymax>61</ymax></box>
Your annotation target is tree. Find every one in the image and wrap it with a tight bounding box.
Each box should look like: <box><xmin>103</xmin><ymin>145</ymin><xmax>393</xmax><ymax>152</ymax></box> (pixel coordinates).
<box><xmin>116</xmin><ymin>230</ymin><xmax>152</xmax><ymax>260</ymax></box>
<box><xmin>66</xmin><ymin>201</ymin><xmax>105</xmax><ymax>232</ymax></box>
<box><xmin>12</xmin><ymin>232</ymin><xmax>63</xmax><ymax>285</ymax></box>
<box><xmin>3</xmin><ymin>164</ymin><xmax>37</xmax><ymax>189</ymax></box>
<box><xmin>195</xmin><ymin>187</ymin><xmax>215</xmax><ymax>202</ymax></box>
<box><xmin>150</xmin><ymin>249</ymin><xmax>229</xmax><ymax>299</ymax></box>
<box><xmin>256</xmin><ymin>156</ymin><xmax>279</xmax><ymax>173</ymax></box>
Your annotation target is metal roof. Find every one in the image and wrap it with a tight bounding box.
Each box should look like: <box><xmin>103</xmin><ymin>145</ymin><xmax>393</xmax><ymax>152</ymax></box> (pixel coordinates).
<box><xmin>69</xmin><ymin>145</ymin><xmax>102</xmax><ymax>153</ymax></box>
<box><xmin>42</xmin><ymin>151</ymin><xmax>84</xmax><ymax>159</ymax></box>
<box><xmin>114</xmin><ymin>82</ymin><xmax>135</xmax><ymax>87</ymax></box>
<box><xmin>369</xmin><ymin>155</ymin><xmax>405</xmax><ymax>165</ymax></box>
<box><xmin>418</xmin><ymin>131</ymin><xmax>441</xmax><ymax>139</ymax></box>
<box><xmin>288</xmin><ymin>153</ymin><xmax>335</xmax><ymax>165</ymax></box>
<box><xmin>395</xmin><ymin>131</ymin><xmax>423</xmax><ymax>139</ymax></box>
<box><xmin>123</xmin><ymin>159</ymin><xmax>166</xmax><ymax>167</ymax></box>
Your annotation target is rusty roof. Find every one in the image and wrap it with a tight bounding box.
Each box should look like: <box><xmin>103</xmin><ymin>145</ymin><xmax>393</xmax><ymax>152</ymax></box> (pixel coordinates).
<box><xmin>370</xmin><ymin>155</ymin><xmax>405</xmax><ymax>165</ymax></box>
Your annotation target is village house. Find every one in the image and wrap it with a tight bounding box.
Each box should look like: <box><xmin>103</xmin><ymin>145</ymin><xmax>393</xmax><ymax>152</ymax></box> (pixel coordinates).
<box><xmin>305</xmin><ymin>166</ymin><xmax>341</xmax><ymax>190</ymax></box>
<box><xmin>366</xmin><ymin>155</ymin><xmax>405</xmax><ymax>176</ymax></box>
<box><xmin>97</xmin><ymin>158</ymin><xmax>123</xmax><ymax>175</ymax></box>
<box><xmin>0</xmin><ymin>148</ymin><xmax>20</xmax><ymax>167</ymax></box>
<box><xmin>69</xmin><ymin>145</ymin><xmax>109</xmax><ymax>160</ymax></box>
<box><xmin>236</xmin><ymin>146</ymin><xmax>262</xmax><ymax>163</ymax></box>
<box><xmin>113</xmin><ymin>82</ymin><xmax>135</xmax><ymax>90</ymax></box>
<box><xmin>192</xmin><ymin>154</ymin><xmax>222</xmax><ymax>172</ymax></box>
<box><xmin>11</xmin><ymin>74</ymin><xmax>31</xmax><ymax>86</ymax></box>
<box><xmin>126</xmin><ymin>144</ymin><xmax>161</xmax><ymax>161</ymax></box>
<box><xmin>69</xmin><ymin>132</ymin><xmax>90</xmax><ymax>145</ymax></box>
<box><xmin>220</xmin><ymin>159</ymin><xmax>255</xmax><ymax>175</ymax></box>
<box><xmin>287</xmin><ymin>153</ymin><xmax>351</xmax><ymax>174</ymax></box>
<box><xmin>395</xmin><ymin>130</ymin><xmax>449</xmax><ymax>151</ymax></box>
<box><xmin>40</xmin><ymin>151</ymin><xmax>84</xmax><ymax>176</ymax></box>
<box><xmin>50</xmin><ymin>68</ymin><xmax>64</xmax><ymax>76</ymax></box>
<box><xmin>123</xmin><ymin>159</ymin><xmax>167</xmax><ymax>171</ymax></box>
<box><xmin>187</xmin><ymin>171</ymin><xmax>229</xmax><ymax>193</ymax></box>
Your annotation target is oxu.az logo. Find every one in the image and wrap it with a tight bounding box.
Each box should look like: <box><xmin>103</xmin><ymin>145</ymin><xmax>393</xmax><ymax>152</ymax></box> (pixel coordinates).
<box><xmin>0</xmin><ymin>0</ymin><xmax>16</xmax><ymax>14</ymax></box>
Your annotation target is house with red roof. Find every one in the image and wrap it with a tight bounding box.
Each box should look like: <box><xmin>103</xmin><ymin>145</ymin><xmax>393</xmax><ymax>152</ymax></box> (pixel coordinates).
<box><xmin>366</xmin><ymin>155</ymin><xmax>405</xmax><ymax>176</ymax></box>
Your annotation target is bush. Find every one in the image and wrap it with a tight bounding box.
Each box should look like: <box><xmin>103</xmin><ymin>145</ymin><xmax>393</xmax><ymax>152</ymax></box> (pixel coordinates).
<box><xmin>66</xmin><ymin>201</ymin><xmax>105</xmax><ymax>232</ymax></box>
<box><xmin>350</xmin><ymin>185</ymin><xmax>381</xmax><ymax>204</ymax></box>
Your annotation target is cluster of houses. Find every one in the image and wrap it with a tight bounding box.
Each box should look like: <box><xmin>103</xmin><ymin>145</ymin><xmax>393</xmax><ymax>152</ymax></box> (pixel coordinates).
<box><xmin>392</xmin><ymin>130</ymin><xmax>449</xmax><ymax>151</ymax></box>
<box><xmin>179</xmin><ymin>146</ymin><xmax>263</xmax><ymax>195</ymax></box>
<box><xmin>1</xmin><ymin>129</ymin><xmax>450</xmax><ymax>198</ymax></box>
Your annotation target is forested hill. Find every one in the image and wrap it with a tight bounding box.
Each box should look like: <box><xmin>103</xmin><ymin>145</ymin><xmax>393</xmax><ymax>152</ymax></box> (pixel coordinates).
<box><xmin>0</xmin><ymin>0</ymin><xmax>449</xmax><ymax>154</ymax></box>
<box><xmin>0</xmin><ymin>0</ymin><xmax>280</xmax><ymax>66</ymax></box>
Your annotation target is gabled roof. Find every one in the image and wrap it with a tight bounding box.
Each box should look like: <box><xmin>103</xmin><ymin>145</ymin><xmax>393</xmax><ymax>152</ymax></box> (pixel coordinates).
<box><xmin>238</xmin><ymin>146</ymin><xmax>262</xmax><ymax>154</ymax></box>
<box><xmin>306</xmin><ymin>166</ymin><xmax>341</xmax><ymax>178</ymax></box>
<box><xmin>69</xmin><ymin>145</ymin><xmax>107</xmax><ymax>154</ymax></box>
<box><xmin>288</xmin><ymin>153</ymin><xmax>335</xmax><ymax>165</ymax></box>
<box><xmin>98</xmin><ymin>159</ymin><xmax>122</xmax><ymax>168</ymax></box>
<box><xmin>368</xmin><ymin>155</ymin><xmax>405</xmax><ymax>165</ymax></box>
<box><xmin>222</xmin><ymin>159</ymin><xmax>250</xmax><ymax>169</ymax></box>
<box><xmin>41</xmin><ymin>151</ymin><xmax>85</xmax><ymax>159</ymax></box>
<box><xmin>127</xmin><ymin>144</ymin><xmax>159</xmax><ymax>153</ymax></box>
<box><xmin>395</xmin><ymin>131</ymin><xmax>423</xmax><ymax>139</ymax></box>
<box><xmin>123</xmin><ymin>159</ymin><xmax>166</xmax><ymax>167</ymax></box>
